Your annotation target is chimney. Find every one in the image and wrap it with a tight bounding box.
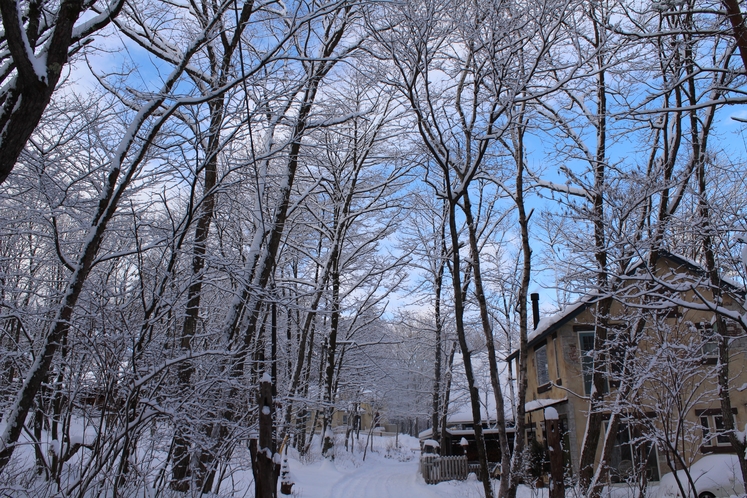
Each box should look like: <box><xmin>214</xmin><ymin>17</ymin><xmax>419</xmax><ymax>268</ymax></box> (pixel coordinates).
<box><xmin>531</xmin><ymin>293</ymin><xmax>540</xmax><ymax>330</ymax></box>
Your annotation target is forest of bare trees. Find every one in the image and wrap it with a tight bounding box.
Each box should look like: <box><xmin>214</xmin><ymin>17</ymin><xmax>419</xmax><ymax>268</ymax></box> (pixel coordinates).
<box><xmin>2</xmin><ymin>0</ymin><xmax>747</xmax><ymax>496</ymax></box>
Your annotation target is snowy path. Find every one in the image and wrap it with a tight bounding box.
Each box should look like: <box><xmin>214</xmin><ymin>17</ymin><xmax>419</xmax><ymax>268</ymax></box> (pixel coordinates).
<box><xmin>290</xmin><ymin>454</ymin><xmax>490</xmax><ymax>498</ymax></box>
<box><xmin>328</xmin><ymin>458</ymin><xmax>444</xmax><ymax>498</ymax></box>
<box><xmin>283</xmin><ymin>450</ymin><xmax>648</xmax><ymax>498</ymax></box>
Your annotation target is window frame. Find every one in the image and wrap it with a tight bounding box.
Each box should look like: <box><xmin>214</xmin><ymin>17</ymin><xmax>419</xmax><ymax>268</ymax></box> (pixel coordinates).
<box><xmin>535</xmin><ymin>342</ymin><xmax>550</xmax><ymax>388</ymax></box>
<box><xmin>578</xmin><ymin>329</ymin><xmax>597</xmax><ymax>395</ymax></box>
<box><xmin>603</xmin><ymin>419</ymin><xmax>661</xmax><ymax>482</ymax></box>
<box><xmin>697</xmin><ymin>321</ymin><xmax>719</xmax><ymax>360</ymax></box>
<box><xmin>698</xmin><ymin>409</ymin><xmax>737</xmax><ymax>448</ymax></box>
<box><xmin>576</xmin><ymin>325</ymin><xmax>629</xmax><ymax>395</ymax></box>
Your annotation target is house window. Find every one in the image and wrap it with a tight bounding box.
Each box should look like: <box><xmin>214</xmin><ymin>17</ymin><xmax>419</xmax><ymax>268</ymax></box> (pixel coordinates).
<box><xmin>552</xmin><ymin>335</ymin><xmax>562</xmax><ymax>382</ymax></box>
<box><xmin>606</xmin><ymin>422</ymin><xmax>660</xmax><ymax>482</ymax></box>
<box><xmin>698</xmin><ymin>319</ymin><xmax>739</xmax><ymax>360</ymax></box>
<box><xmin>579</xmin><ymin>331</ymin><xmax>596</xmax><ymax>395</ymax></box>
<box><xmin>697</xmin><ymin>322</ymin><xmax>718</xmax><ymax>359</ymax></box>
<box><xmin>608</xmin><ymin>326</ymin><xmax>626</xmax><ymax>387</ymax></box>
<box><xmin>701</xmin><ymin>414</ymin><xmax>732</xmax><ymax>447</ymax></box>
<box><xmin>535</xmin><ymin>344</ymin><xmax>550</xmax><ymax>387</ymax></box>
<box><xmin>657</xmin><ymin>306</ymin><xmax>681</xmax><ymax>320</ymax></box>
<box><xmin>525</xmin><ymin>423</ymin><xmax>538</xmax><ymax>448</ymax></box>
<box><xmin>579</xmin><ymin>328</ymin><xmax>621</xmax><ymax>395</ymax></box>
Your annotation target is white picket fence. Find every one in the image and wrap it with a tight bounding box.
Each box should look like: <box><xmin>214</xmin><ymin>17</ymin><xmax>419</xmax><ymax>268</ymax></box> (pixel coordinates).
<box><xmin>420</xmin><ymin>454</ymin><xmax>469</xmax><ymax>484</ymax></box>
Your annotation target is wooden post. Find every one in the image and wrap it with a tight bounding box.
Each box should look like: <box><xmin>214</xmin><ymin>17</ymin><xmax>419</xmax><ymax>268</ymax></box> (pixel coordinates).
<box><xmin>545</xmin><ymin>408</ymin><xmax>565</xmax><ymax>498</ymax></box>
<box><xmin>279</xmin><ymin>450</ymin><xmax>293</xmax><ymax>495</ymax></box>
<box><xmin>252</xmin><ymin>374</ymin><xmax>277</xmax><ymax>498</ymax></box>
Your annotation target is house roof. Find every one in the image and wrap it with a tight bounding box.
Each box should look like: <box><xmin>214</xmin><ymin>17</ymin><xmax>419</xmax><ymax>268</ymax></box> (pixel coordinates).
<box><xmin>506</xmin><ymin>251</ymin><xmax>746</xmax><ymax>361</ymax></box>
<box><xmin>628</xmin><ymin>250</ymin><xmax>745</xmax><ymax>295</ymax></box>
<box><xmin>506</xmin><ymin>298</ymin><xmax>591</xmax><ymax>361</ymax></box>
<box><xmin>418</xmin><ymin>424</ymin><xmax>516</xmax><ymax>440</ymax></box>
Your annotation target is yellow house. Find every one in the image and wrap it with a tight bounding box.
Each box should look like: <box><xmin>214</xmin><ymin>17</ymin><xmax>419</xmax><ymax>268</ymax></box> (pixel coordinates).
<box><xmin>509</xmin><ymin>252</ymin><xmax>747</xmax><ymax>483</ymax></box>
<box><xmin>329</xmin><ymin>401</ymin><xmax>380</xmax><ymax>433</ymax></box>
<box><xmin>307</xmin><ymin>400</ymin><xmax>382</xmax><ymax>435</ymax></box>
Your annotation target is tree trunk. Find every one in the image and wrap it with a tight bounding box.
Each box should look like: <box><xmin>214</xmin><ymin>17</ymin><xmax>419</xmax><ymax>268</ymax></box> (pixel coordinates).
<box><xmin>578</xmin><ymin>15</ymin><xmax>610</xmax><ymax>492</ymax></box>
<box><xmin>321</xmin><ymin>244</ymin><xmax>342</xmax><ymax>458</ymax></box>
<box><xmin>577</xmin><ymin>298</ymin><xmax>612</xmax><ymax>493</ymax></box>
<box><xmin>431</xmin><ymin>241</ymin><xmax>445</xmax><ymax>445</ymax></box>
<box><xmin>721</xmin><ymin>0</ymin><xmax>747</xmax><ymax>72</ymax></box>
<box><xmin>250</xmin><ymin>378</ymin><xmax>278</xmax><ymax>498</ymax></box>
<box><xmin>508</xmin><ymin>107</ymin><xmax>531</xmax><ymax>498</ymax></box>
<box><xmin>447</xmin><ymin>197</ymin><xmax>493</xmax><ymax>498</ymax></box>
<box><xmin>171</xmin><ymin>95</ymin><xmax>224</xmax><ymax>492</ymax></box>
<box><xmin>440</xmin><ymin>342</ymin><xmax>457</xmax><ymax>450</ymax></box>
<box><xmin>462</xmin><ymin>189</ymin><xmax>510</xmax><ymax>497</ymax></box>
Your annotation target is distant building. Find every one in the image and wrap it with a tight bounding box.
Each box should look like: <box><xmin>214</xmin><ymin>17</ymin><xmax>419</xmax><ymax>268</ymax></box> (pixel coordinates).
<box><xmin>418</xmin><ymin>413</ymin><xmax>515</xmax><ymax>465</ymax></box>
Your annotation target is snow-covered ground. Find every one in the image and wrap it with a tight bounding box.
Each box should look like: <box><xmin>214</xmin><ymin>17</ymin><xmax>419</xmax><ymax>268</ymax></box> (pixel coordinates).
<box><xmin>294</xmin><ymin>453</ymin><xmax>487</xmax><ymax>498</ymax></box>
<box><xmin>287</xmin><ymin>434</ymin><xmax>500</xmax><ymax>498</ymax></box>
<box><xmin>285</xmin><ymin>434</ymin><xmax>657</xmax><ymax>498</ymax></box>
<box><xmin>0</xmin><ymin>425</ymin><xmax>658</xmax><ymax>497</ymax></box>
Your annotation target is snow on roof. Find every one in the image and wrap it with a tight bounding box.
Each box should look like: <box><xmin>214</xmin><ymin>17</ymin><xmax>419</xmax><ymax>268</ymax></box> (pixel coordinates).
<box><xmin>522</xmin><ymin>253</ymin><xmax>744</xmax><ymax>359</ymax></box>
<box><xmin>528</xmin><ymin>299</ymin><xmax>589</xmax><ymax>344</ymax></box>
<box><xmin>525</xmin><ymin>397</ymin><xmax>567</xmax><ymax>413</ymax></box>
<box><xmin>418</xmin><ymin>428</ymin><xmax>433</xmax><ymax>439</ymax></box>
<box><xmin>419</xmin><ymin>425</ymin><xmax>516</xmax><ymax>440</ymax></box>
<box><xmin>447</xmin><ymin>410</ymin><xmax>494</xmax><ymax>425</ymax></box>
<box><xmin>446</xmin><ymin>427</ymin><xmax>515</xmax><ymax>435</ymax></box>
<box><xmin>630</xmin><ymin>251</ymin><xmax>745</xmax><ymax>294</ymax></box>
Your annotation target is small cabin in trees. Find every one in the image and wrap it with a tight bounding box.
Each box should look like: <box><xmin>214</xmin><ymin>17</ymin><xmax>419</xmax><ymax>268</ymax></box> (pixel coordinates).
<box><xmin>509</xmin><ymin>251</ymin><xmax>747</xmax><ymax>484</ymax></box>
<box><xmin>418</xmin><ymin>413</ymin><xmax>515</xmax><ymax>467</ymax></box>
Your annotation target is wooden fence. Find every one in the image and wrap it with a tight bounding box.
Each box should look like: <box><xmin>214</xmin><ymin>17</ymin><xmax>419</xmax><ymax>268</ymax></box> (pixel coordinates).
<box><xmin>420</xmin><ymin>455</ymin><xmax>469</xmax><ymax>484</ymax></box>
